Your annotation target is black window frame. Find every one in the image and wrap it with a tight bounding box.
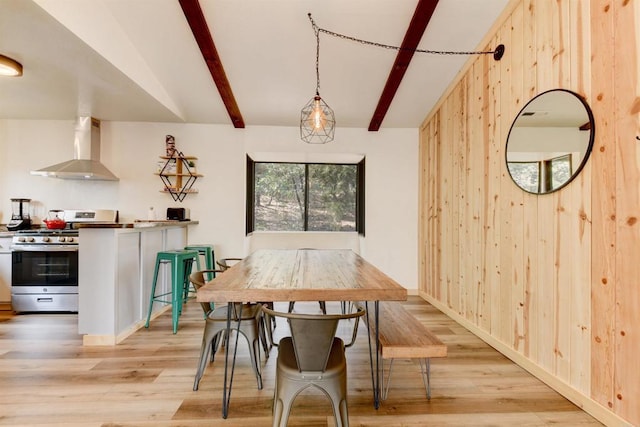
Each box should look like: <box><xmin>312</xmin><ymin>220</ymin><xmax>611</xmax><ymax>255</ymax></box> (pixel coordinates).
<box><xmin>246</xmin><ymin>156</ymin><xmax>365</xmax><ymax>235</ymax></box>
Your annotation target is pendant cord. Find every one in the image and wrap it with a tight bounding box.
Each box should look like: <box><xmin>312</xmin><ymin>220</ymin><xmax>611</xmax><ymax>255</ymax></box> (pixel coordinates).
<box><xmin>309</xmin><ymin>13</ymin><xmax>321</xmax><ymax>96</ymax></box>
<box><xmin>307</xmin><ymin>13</ymin><xmax>504</xmax><ymax>59</ymax></box>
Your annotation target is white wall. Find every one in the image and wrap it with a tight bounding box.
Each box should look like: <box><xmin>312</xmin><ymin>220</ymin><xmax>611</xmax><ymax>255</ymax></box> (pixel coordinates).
<box><xmin>0</xmin><ymin>119</ymin><xmax>419</xmax><ymax>290</ymax></box>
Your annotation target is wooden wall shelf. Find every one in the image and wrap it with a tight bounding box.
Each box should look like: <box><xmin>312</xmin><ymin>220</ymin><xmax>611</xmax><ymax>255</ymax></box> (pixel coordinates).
<box><xmin>157</xmin><ymin>154</ymin><xmax>202</xmax><ymax>202</ymax></box>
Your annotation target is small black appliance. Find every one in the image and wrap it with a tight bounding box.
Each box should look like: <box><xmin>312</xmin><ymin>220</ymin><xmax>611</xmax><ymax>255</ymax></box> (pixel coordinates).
<box><xmin>7</xmin><ymin>198</ymin><xmax>32</xmax><ymax>231</ymax></box>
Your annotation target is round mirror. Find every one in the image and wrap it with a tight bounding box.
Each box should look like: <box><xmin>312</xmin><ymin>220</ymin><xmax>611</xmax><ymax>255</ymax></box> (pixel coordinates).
<box><xmin>505</xmin><ymin>89</ymin><xmax>595</xmax><ymax>194</ymax></box>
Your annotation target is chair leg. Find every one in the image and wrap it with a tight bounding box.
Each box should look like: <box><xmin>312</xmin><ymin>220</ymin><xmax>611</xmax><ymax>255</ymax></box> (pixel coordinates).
<box><xmin>272</xmin><ymin>377</ymin><xmax>298</xmax><ymax>427</ymax></box>
<box><xmin>319</xmin><ymin>301</ymin><xmax>326</xmax><ymax>314</ymax></box>
<box><xmin>144</xmin><ymin>258</ymin><xmax>161</xmax><ymax>328</ymax></box>
<box><xmin>259</xmin><ymin>314</ymin><xmax>272</xmax><ymax>356</ymax></box>
<box><xmin>288</xmin><ymin>301</ymin><xmax>295</xmax><ymax>313</ymax></box>
<box><xmin>337</xmin><ymin>397</ymin><xmax>349</xmax><ymax>427</ymax></box>
<box><xmin>249</xmin><ymin>336</ymin><xmax>263</xmax><ymax>390</ymax></box>
<box><xmin>193</xmin><ymin>328</ymin><xmax>219</xmax><ymax>391</ymax></box>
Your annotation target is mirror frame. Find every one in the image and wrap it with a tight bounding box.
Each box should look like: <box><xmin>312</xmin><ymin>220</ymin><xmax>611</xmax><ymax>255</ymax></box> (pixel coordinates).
<box><xmin>505</xmin><ymin>88</ymin><xmax>595</xmax><ymax>195</ymax></box>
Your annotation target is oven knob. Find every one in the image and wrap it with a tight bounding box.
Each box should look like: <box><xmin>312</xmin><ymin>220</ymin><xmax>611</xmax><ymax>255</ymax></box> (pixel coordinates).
<box><xmin>42</xmin><ymin>237</ymin><xmax>51</xmax><ymax>242</ymax></box>
<box><xmin>58</xmin><ymin>237</ymin><xmax>66</xmax><ymax>243</ymax></box>
<box><xmin>17</xmin><ymin>237</ymin><xmax>26</xmax><ymax>242</ymax></box>
<box><xmin>27</xmin><ymin>237</ymin><xmax>35</xmax><ymax>243</ymax></box>
<box><xmin>66</xmin><ymin>237</ymin><xmax>75</xmax><ymax>243</ymax></box>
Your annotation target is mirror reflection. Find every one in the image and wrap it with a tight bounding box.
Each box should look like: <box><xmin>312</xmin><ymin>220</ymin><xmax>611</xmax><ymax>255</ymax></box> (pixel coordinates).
<box><xmin>505</xmin><ymin>89</ymin><xmax>595</xmax><ymax>194</ymax></box>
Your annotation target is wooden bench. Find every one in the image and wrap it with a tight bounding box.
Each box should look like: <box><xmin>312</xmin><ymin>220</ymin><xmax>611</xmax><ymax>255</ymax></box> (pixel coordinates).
<box><xmin>364</xmin><ymin>301</ymin><xmax>447</xmax><ymax>400</ymax></box>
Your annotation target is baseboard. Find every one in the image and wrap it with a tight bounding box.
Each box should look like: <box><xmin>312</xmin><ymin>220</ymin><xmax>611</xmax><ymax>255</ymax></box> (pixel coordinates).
<box><xmin>419</xmin><ymin>291</ymin><xmax>632</xmax><ymax>427</ymax></box>
<box><xmin>0</xmin><ymin>302</ymin><xmax>12</xmax><ymax>311</ymax></box>
<box><xmin>82</xmin><ymin>305</ymin><xmax>171</xmax><ymax>346</ymax></box>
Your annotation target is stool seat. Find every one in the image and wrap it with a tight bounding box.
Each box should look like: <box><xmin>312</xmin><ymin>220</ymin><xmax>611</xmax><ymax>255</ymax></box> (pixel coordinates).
<box><xmin>145</xmin><ymin>249</ymin><xmax>200</xmax><ymax>334</ymax></box>
<box><xmin>185</xmin><ymin>244</ymin><xmax>215</xmax><ymax>272</ymax></box>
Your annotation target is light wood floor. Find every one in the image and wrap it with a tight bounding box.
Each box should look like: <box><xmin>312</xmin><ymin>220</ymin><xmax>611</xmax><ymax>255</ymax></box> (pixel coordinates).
<box><xmin>0</xmin><ymin>297</ymin><xmax>602</xmax><ymax>426</ymax></box>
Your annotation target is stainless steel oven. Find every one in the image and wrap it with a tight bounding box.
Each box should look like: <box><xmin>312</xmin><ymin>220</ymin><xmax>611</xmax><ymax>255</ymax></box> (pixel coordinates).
<box><xmin>11</xmin><ymin>230</ymin><xmax>79</xmax><ymax>313</ymax></box>
<box><xmin>10</xmin><ymin>209</ymin><xmax>118</xmax><ymax>313</ymax></box>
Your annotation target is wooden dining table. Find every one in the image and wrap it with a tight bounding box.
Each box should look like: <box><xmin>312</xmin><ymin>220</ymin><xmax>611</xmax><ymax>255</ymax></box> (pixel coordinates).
<box><xmin>196</xmin><ymin>249</ymin><xmax>408</xmax><ymax>418</ymax></box>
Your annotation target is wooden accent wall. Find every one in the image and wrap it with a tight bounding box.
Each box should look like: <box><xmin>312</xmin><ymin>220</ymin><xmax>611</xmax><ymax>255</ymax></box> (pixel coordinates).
<box><xmin>418</xmin><ymin>0</ymin><xmax>639</xmax><ymax>425</ymax></box>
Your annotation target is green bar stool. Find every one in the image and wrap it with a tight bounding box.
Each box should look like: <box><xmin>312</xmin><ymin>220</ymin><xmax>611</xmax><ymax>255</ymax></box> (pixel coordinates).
<box><xmin>145</xmin><ymin>249</ymin><xmax>201</xmax><ymax>334</ymax></box>
<box><xmin>185</xmin><ymin>244</ymin><xmax>216</xmax><ymax>311</ymax></box>
<box><xmin>184</xmin><ymin>244</ymin><xmax>216</xmax><ymax>272</ymax></box>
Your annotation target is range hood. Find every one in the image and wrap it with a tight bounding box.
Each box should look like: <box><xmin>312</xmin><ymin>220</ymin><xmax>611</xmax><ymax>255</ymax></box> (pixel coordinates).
<box><xmin>31</xmin><ymin>117</ymin><xmax>119</xmax><ymax>181</ymax></box>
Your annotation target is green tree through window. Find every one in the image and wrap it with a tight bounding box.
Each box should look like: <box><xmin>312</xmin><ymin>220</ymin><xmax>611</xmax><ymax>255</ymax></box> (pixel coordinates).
<box><xmin>246</xmin><ymin>157</ymin><xmax>364</xmax><ymax>233</ymax></box>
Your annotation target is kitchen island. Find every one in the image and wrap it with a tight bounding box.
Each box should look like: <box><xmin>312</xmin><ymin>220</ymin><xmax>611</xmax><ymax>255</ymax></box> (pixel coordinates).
<box><xmin>77</xmin><ymin>220</ymin><xmax>198</xmax><ymax>345</ymax></box>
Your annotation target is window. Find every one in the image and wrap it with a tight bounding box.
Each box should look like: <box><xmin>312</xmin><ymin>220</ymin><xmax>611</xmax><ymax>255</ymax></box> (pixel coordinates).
<box><xmin>507</xmin><ymin>154</ymin><xmax>573</xmax><ymax>193</ymax></box>
<box><xmin>246</xmin><ymin>156</ymin><xmax>365</xmax><ymax>234</ymax></box>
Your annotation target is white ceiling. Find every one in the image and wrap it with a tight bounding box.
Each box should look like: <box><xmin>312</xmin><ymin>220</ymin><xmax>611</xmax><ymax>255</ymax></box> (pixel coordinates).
<box><xmin>0</xmin><ymin>0</ymin><xmax>510</xmax><ymax>128</ymax></box>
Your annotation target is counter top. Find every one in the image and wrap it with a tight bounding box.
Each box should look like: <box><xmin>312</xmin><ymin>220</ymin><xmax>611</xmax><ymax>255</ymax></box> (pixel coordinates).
<box><xmin>74</xmin><ymin>220</ymin><xmax>198</xmax><ymax>229</ymax></box>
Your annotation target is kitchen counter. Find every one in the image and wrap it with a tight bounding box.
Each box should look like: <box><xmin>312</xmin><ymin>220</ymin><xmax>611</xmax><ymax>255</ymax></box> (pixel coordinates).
<box><xmin>78</xmin><ymin>220</ymin><xmax>198</xmax><ymax>345</ymax></box>
<box><xmin>72</xmin><ymin>220</ymin><xmax>198</xmax><ymax>229</ymax></box>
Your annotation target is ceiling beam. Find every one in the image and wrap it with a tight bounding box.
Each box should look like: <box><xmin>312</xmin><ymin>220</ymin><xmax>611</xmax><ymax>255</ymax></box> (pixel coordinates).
<box><xmin>368</xmin><ymin>0</ymin><xmax>439</xmax><ymax>131</ymax></box>
<box><xmin>179</xmin><ymin>0</ymin><xmax>245</xmax><ymax>128</ymax></box>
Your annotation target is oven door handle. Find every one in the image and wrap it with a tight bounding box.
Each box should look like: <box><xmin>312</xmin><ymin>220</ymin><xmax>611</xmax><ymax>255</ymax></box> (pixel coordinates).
<box><xmin>11</xmin><ymin>246</ymin><xmax>79</xmax><ymax>252</ymax></box>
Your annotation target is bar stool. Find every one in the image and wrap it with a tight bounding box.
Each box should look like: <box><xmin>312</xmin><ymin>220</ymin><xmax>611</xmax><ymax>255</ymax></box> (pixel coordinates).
<box><xmin>185</xmin><ymin>244</ymin><xmax>217</xmax><ymax>312</ymax></box>
<box><xmin>145</xmin><ymin>249</ymin><xmax>200</xmax><ymax>334</ymax></box>
<box><xmin>185</xmin><ymin>244</ymin><xmax>216</xmax><ymax>278</ymax></box>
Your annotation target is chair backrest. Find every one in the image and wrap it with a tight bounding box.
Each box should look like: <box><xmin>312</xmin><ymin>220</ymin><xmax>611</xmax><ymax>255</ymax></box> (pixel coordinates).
<box><xmin>216</xmin><ymin>257</ymin><xmax>243</xmax><ymax>271</ymax></box>
<box><xmin>189</xmin><ymin>269</ymin><xmax>224</xmax><ymax>315</ymax></box>
<box><xmin>262</xmin><ymin>305</ymin><xmax>365</xmax><ymax>372</ymax></box>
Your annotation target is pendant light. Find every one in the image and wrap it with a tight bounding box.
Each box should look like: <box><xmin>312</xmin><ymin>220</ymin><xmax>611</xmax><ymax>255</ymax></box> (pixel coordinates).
<box><xmin>300</xmin><ymin>14</ymin><xmax>335</xmax><ymax>144</ymax></box>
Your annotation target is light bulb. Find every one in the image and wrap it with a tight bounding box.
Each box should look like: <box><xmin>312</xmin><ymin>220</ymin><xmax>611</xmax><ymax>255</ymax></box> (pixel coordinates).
<box><xmin>310</xmin><ymin>97</ymin><xmax>326</xmax><ymax>130</ymax></box>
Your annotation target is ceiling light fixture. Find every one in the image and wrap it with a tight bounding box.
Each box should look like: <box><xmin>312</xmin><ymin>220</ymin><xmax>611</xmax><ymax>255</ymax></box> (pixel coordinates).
<box><xmin>300</xmin><ymin>14</ymin><xmax>335</xmax><ymax>144</ymax></box>
<box><xmin>0</xmin><ymin>54</ymin><xmax>23</xmax><ymax>77</ymax></box>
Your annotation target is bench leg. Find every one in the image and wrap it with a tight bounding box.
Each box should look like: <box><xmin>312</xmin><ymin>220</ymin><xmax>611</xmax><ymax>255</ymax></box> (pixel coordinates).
<box><xmin>418</xmin><ymin>358</ymin><xmax>431</xmax><ymax>400</ymax></box>
<box><xmin>381</xmin><ymin>358</ymin><xmax>394</xmax><ymax>401</ymax></box>
<box><xmin>382</xmin><ymin>358</ymin><xmax>433</xmax><ymax>401</ymax></box>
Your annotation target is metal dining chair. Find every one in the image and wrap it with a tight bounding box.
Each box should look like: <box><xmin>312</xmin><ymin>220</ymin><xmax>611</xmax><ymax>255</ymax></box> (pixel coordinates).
<box><xmin>215</xmin><ymin>257</ymin><xmax>243</xmax><ymax>271</ymax></box>
<box><xmin>189</xmin><ymin>269</ymin><xmax>266</xmax><ymax>391</ymax></box>
<box><xmin>217</xmin><ymin>256</ymin><xmax>277</xmax><ymax>350</ymax></box>
<box><xmin>262</xmin><ymin>305</ymin><xmax>365</xmax><ymax>427</ymax></box>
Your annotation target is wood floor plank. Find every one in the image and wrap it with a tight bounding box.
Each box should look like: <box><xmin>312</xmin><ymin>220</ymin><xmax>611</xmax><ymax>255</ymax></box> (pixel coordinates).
<box><xmin>0</xmin><ymin>297</ymin><xmax>602</xmax><ymax>426</ymax></box>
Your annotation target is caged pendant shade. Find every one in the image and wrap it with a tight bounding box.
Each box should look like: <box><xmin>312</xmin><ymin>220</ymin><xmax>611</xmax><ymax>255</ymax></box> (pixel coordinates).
<box><xmin>300</xmin><ymin>14</ymin><xmax>335</xmax><ymax>144</ymax></box>
<box><xmin>300</xmin><ymin>94</ymin><xmax>335</xmax><ymax>144</ymax></box>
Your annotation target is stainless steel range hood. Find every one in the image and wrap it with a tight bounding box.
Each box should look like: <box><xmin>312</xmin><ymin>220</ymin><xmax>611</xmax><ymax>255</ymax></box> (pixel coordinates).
<box><xmin>31</xmin><ymin>117</ymin><xmax>119</xmax><ymax>181</ymax></box>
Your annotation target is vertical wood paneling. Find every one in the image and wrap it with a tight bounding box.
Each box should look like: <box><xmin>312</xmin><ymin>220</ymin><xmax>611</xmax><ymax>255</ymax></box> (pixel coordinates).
<box><xmin>509</xmin><ymin>3</ymin><xmax>526</xmax><ymax>354</ymax></box>
<box><xmin>589</xmin><ymin>0</ymin><xmax>617</xmax><ymax>412</ymax></box>
<box><xmin>418</xmin><ymin>0</ymin><xmax>640</xmax><ymax>425</ymax></box>
<box><xmin>419</xmin><ymin>122</ymin><xmax>428</xmax><ymax>298</ymax></box>
<box><xmin>435</xmin><ymin>115</ymin><xmax>442</xmax><ymax>299</ymax></box>
<box><xmin>521</xmin><ymin>0</ymin><xmax>539</xmax><ymax>360</ymax></box>
<box><xmin>553</xmin><ymin>0</ymin><xmax>573</xmax><ymax>383</ymax></box>
<box><xmin>613</xmin><ymin>0</ymin><xmax>640</xmax><ymax>421</ymax></box>
<box><xmin>533</xmin><ymin>0</ymin><xmax>557</xmax><ymax>374</ymax></box>
<box><xmin>433</xmin><ymin>112</ymin><xmax>442</xmax><ymax>300</ymax></box>
<box><xmin>469</xmin><ymin>61</ymin><xmax>485</xmax><ymax>326</ymax></box>
<box><xmin>441</xmin><ymin>97</ymin><xmax>453</xmax><ymax>307</ymax></box>
<box><xmin>498</xmin><ymin>18</ymin><xmax>514</xmax><ymax>346</ymax></box>
<box><xmin>568</xmin><ymin>0</ymin><xmax>592</xmax><ymax>394</ymax></box>
<box><xmin>451</xmin><ymin>84</ymin><xmax>463</xmax><ymax>315</ymax></box>
<box><xmin>487</xmin><ymin>32</ymin><xmax>503</xmax><ymax>337</ymax></box>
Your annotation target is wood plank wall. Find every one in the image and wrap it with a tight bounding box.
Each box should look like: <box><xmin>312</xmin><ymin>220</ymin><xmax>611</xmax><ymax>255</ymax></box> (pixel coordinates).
<box><xmin>418</xmin><ymin>0</ymin><xmax>639</xmax><ymax>426</ymax></box>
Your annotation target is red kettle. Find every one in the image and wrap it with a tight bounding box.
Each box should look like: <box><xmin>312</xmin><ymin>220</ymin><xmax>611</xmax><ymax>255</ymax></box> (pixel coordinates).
<box><xmin>43</xmin><ymin>210</ymin><xmax>67</xmax><ymax>229</ymax></box>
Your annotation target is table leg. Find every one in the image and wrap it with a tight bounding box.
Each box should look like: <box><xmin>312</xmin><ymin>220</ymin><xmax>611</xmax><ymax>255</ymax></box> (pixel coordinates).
<box><xmin>365</xmin><ymin>301</ymin><xmax>381</xmax><ymax>409</ymax></box>
<box><xmin>221</xmin><ymin>302</ymin><xmax>242</xmax><ymax>419</ymax></box>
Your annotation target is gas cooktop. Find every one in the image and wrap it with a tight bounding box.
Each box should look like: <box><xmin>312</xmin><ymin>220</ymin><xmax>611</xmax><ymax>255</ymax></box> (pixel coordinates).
<box><xmin>15</xmin><ymin>229</ymin><xmax>78</xmax><ymax>235</ymax></box>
